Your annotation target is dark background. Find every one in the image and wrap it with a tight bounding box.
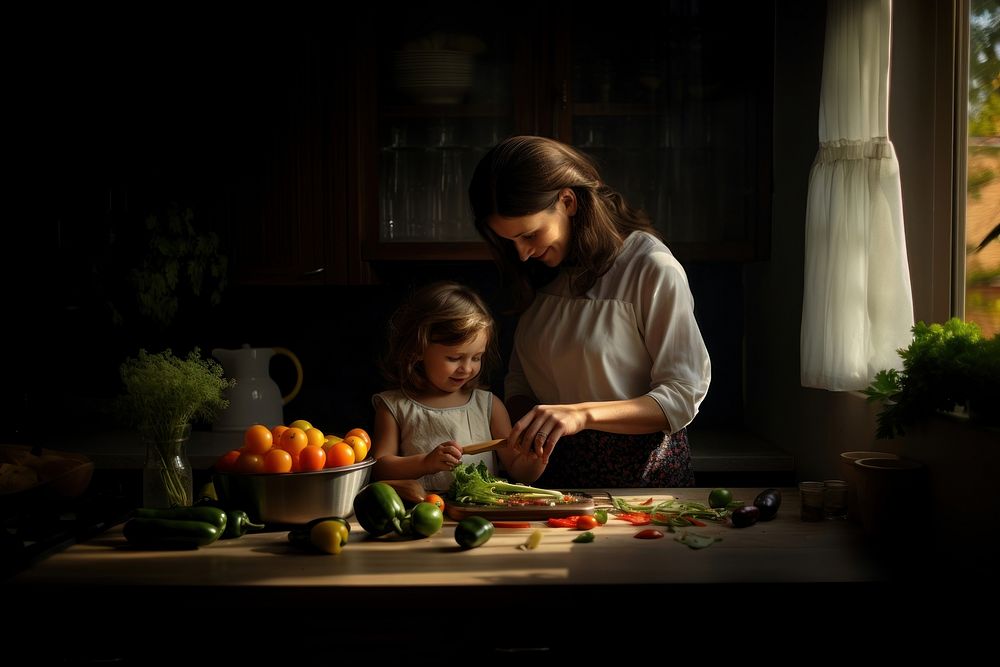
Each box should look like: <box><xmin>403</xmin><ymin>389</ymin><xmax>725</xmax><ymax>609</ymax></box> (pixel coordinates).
<box><xmin>5</xmin><ymin>7</ymin><xmax>750</xmax><ymax>444</ymax></box>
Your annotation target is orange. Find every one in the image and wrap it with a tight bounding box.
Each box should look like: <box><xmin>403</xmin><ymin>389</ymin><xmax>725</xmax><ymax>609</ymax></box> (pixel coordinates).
<box><xmin>343</xmin><ymin>435</ymin><xmax>369</xmax><ymax>462</ymax></box>
<box><xmin>243</xmin><ymin>425</ymin><xmax>273</xmax><ymax>455</ymax></box>
<box><xmin>344</xmin><ymin>428</ymin><xmax>371</xmax><ymax>449</ymax></box>
<box><xmin>324</xmin><ymin>441</ymin><xmax>356</xmax><ymax>468</ymax></box>
<box><xmin>298</xmin><ymin>445</ymin><xmax>327</xmax><ymax>472</ymax></box>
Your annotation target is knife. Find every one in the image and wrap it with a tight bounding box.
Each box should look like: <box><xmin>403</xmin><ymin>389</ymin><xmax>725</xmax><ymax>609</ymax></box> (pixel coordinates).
<box><xmin>462</xmin><ymin>438</ymin><xmax>507</xmax><ymax>455</ymax></box>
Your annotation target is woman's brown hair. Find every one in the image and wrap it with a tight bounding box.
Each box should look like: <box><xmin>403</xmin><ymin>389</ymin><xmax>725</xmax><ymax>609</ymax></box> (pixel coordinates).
<box><xmin>381</xmin><ymin>281</ymin><xmax>499</xmax><ymax>394</ymax></box>
<box><xmin>469</xmin><ymin>135</ymin><xmax>658</xmax><ymax>311</ymax></box>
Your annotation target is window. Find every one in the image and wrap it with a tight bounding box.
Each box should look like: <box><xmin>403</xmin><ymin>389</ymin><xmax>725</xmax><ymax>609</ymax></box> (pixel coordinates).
<box><xmin>964</xmin><ymin>0</ymin><xmax>1000</xmax><ymax>337</ymax></box>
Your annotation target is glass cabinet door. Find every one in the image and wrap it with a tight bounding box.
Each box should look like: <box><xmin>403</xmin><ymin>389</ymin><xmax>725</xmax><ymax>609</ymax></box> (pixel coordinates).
<box><xmin>563</xmin><ymin>1</ymin><xmax>773</xmax><ymax>260</ymax></box>
<box><xmin>373</xmin><ymin>6</ymin><xmax>520</xmax><ymax>249</ymax></box>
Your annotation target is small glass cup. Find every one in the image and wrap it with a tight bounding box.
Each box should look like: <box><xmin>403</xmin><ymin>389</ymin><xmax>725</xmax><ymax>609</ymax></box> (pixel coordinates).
<box><xmin>823</xmin><ymin>479</ymin><xmax>848</xmax><ymax>520</ymax></box>
<box><xmin>799</xmin><ymin>481</ymin><xmax>825</xmax><ymax>522</ymax></box>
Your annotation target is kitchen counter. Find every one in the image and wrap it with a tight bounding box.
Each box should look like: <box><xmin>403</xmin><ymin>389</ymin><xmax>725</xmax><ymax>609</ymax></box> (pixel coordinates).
<box><xmin>2</xmin><ymin>488</ymin><xmax>974</xmax><ymax>661</ymax></box>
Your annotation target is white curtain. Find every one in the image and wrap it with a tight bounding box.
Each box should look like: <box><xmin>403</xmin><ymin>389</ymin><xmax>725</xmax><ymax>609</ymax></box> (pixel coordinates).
<box><xmin>801</xmin><ymin>0</ymin><xmax>914</xmax><ymax>391</ymax></box>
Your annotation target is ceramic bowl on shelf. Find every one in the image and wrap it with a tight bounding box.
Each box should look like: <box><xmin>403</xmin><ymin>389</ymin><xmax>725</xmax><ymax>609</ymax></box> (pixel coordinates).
<box><xmin>213</xmin><ymin>458</ymin><xmax>374</xmax><ymax>525</ymax></box>
<box><xmin>392</xmin><ymin>49</ymin><xmax>474</xmax><ymax>104</ymax></box>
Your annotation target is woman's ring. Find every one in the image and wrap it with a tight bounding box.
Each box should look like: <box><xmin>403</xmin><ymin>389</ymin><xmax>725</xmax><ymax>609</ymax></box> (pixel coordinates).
<box><xmin>536</xmin><ymin>432</ymin><xmax>549</xmax><ymax>440</ymax></box>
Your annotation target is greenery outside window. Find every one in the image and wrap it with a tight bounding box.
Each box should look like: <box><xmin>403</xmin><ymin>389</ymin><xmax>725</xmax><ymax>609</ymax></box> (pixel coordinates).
<box><xmin>962</xmin><ymin>0</ymin><xmax>1000</xmax><ymax>337</ymax></box>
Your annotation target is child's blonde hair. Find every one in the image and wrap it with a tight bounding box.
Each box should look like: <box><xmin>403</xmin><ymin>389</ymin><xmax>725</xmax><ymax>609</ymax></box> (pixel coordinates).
<box><xmin>382</xmin><ymin>281</ymin><xmax>499</xmax><ymax>394</ymax></box>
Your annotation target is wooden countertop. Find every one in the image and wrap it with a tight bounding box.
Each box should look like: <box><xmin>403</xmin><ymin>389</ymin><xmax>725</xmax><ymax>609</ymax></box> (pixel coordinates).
<box><xmin>2</xmin><ymin>488</ymin><xmax>958</xmax><ymax>660</ymax></box>
<box><xmin>7</xmin><ymin>488</ymin><xmax>880</xmax><ymax>588</ymax></box>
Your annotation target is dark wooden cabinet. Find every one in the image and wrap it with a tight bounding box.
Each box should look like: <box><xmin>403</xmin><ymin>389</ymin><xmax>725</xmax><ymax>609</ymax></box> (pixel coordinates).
<box><xmin>352</xmin><ymin>1</ymin><xmax>773</xmax><ymax>268</ymax></box>
<box><xmin>228</xmin><ymin>2</ymin><xmax>774</xmax><ymax>284</ymax></box>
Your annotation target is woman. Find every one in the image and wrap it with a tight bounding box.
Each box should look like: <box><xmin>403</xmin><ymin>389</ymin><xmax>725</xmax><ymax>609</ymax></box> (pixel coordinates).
<box><xmin>468</xmin><ymin>136</ymin><xmax>711</xmax><ymax>488</ymax></box>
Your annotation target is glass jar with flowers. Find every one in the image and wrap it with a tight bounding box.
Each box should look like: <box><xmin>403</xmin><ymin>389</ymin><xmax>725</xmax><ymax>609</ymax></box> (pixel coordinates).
<box><xmin>117</xmin><ymin>348</ymin><xmax>234</xmax><ymax>508</ymax></box>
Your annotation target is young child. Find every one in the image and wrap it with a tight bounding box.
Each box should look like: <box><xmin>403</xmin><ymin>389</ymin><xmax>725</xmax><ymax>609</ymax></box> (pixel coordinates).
<box><xmin>371</xmin><ymin>281</ymin><xmax>546</xmax><ymax>493</ymax></box>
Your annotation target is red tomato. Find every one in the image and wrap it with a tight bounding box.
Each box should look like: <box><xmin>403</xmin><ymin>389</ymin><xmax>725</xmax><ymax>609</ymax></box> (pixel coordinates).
<box><xmin>634</xmin><ymin>529</ymin><xmax>664</xmax><ymax>539</ymax></box>
<box><xmin>214</xmin><ymin>449</ymin><xmax>241</xmax><ymax>472</ymax></box>
<box><xmin>576</xmin><ymin>515</ymin><xmax>599</xmax><ymax>530</ymax></box>
<box><xmin>298</xmin><ymin>445</ymin><xmax>327</xmax><ymax>472</ymax></box>
<box><xmin>236</xmin><ymin>453</ymin><xmax>265</xmax><ymax>474</ymax></box>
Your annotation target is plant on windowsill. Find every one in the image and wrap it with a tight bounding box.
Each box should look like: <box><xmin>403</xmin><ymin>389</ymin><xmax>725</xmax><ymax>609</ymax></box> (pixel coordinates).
<box><xmin>863</xmin><ymin>318</ymin><xmax>1000</xmax><ymax>439</ymax></box>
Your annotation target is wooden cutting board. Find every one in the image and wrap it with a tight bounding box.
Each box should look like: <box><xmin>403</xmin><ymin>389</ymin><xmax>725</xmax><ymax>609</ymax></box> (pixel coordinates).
<box><xmin>445</xmin><ymin>495</ymin><xmax>595</xmax><ymax>521</ymax></box>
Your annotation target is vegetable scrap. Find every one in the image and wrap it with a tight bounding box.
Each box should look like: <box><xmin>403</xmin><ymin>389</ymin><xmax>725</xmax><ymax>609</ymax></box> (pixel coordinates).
<box><xmin>519</xmin><ymin>529</ymin><xmax>543</xmax><ymax>550</ymax></box>
<box><xmin>675</xmin><ymin>533</ymin><xmax>723</xmax><ymax>550</ymax></box>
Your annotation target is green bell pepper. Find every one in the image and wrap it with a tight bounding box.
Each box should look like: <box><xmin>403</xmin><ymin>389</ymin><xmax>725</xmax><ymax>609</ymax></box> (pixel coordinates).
<box><xmin>353</xmin><ymin>482</ymin><xmax>406</xmax><ymax>537</ymax></box>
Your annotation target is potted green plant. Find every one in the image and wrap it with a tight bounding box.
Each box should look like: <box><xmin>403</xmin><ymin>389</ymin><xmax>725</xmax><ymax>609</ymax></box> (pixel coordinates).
<box><xmin>863</xmin><ymin>318</ymin><xmax>1000</xmax><ymax>438</ymax></box>
<box><xmin>117</xmin><ymin>348</ymin><xmax>234</xmax><ymax>508</ymax></box>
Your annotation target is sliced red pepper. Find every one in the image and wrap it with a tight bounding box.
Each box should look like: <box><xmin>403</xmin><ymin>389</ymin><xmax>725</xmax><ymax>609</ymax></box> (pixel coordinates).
<box><xmin>639</xmin><ymin>497</ymin><xmax>654</xmax><ymax>506</ymax></box>
<box><xmin>493</xmin><ymin>521</ymin><xmax>532</xmax><ymax>529</ymax></box>
<box><xmin>614</xmin><ymin>512</ymin><xmax>652</xmax><ymax>526</ymax></box>
<box><xmin>684</xmin><ymin>516</ymin><xmax>707</xmax><ymax>527</ymax></box>
<box><xmin>634</xmin><ymin>529</ymin><xmax>664</xmax><ymax>539</ymax></box>
<box><xmin>547</xmin><ymin>516</ymin><xmax>581</xmax><ymax>528</ymax></box>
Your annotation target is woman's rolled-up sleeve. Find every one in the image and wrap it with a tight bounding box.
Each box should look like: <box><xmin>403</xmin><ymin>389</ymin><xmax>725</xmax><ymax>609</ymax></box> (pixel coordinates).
<box><xmin>637</xmin><ymin>251</ymin><xmax>712</xmax><ymax>433</ymax></box>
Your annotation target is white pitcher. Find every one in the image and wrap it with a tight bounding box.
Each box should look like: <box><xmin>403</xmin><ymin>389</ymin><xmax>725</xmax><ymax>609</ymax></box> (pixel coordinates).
<box><xmin>211</xmin><ymin>345</ymin><xmax>303</xmax><ymax>432</ymax></box>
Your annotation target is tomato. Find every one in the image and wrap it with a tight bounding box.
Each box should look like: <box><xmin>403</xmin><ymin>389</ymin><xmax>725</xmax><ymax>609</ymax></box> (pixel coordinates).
<box><xmin>243</xmin><ymin>425</ymin><xmax>273</xmax><ymax>455</ymax></box>
<box><xmin>263</xmin><ymin>448</ymin><xmax>293</xmax><ymax>473</ymax></box>
<box><xmin>298</xmin><ymin>445</ymin><xmax>327</xmax><ymax>472</ymax></box>
<box><xmin>236</xmin><ymin>453</ymin><xmax>265</xmax><ymax>474</ymax></box>
<box><xmin>214</xmin><ymin>449</ymin><xmax>241</xmax><ymax>472</ymax></box>
<box><xmin>344</xmin><ymin>435</ymin><xmax>369</xmax><ymax>462</ymax></box>
<box><xmin>279</xmin><ymin>428</ymin><xmax>309</xmax><ymax>469</ymax></box>
<box><xmin>409</xmin><ymin>502</ymin><xmax>443</xmax><ymax>537</ymax></box>
<box><xmin>345</xmin><ymin>428</ymin><xmax>372</xmax><ymax>449</ymax></box>
<box><xmin>576</xmin><ymin>515</ymin><xmax>599</xmax><ymax>530</ymax></box>
<box><xmin>271</xmin><ymin>425</ymin><xmax>289</xmax><ymax>443</ymax></box>
<box><xmin>424</xmin><ymin>493</ymin><xmax>446</xmax><ymax>512</ymax></box>
<box><xmin>324</xmin><ymin>441</ymin><xmax>356</xmax><ymax>468</ymax></box>
<box><xmin>303</xmin><ymin>427</ymin><xmax>326</xmax><ymax>449</ymax></box>
<box><xmin>634</xmin><ymin>529</ymin><xmax>664</xmax><ymax>539</ymax></box>
<box><xmin>708</xmin><ymin>488</ymin><xmax>733</xmax><ymax>509</ymax></box>
<box><xmin>289</xmin><ymin>419</ymin><xmax>313</xmax><ymax>432</ymax></box>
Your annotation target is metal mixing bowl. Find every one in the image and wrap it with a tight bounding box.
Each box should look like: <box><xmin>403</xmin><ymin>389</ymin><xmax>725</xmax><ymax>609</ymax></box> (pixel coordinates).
<box><xmin>213</xmin><ymin>458</ymin><xmax>374</xmax><ymax>525</ymax></box>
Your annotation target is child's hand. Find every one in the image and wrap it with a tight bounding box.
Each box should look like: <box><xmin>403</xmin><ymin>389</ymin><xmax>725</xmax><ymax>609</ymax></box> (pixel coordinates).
<box><xmin>423</xmin><ymin>441</ymin><xmax>463</xmax><ymax>474</ymax></box>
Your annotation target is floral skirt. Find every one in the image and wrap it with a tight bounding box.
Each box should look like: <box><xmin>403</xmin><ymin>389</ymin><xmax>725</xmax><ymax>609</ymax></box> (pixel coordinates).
<box><xmin>534</xmin><ymin>428</ymin><xmax>695</xmax><ymax>490</ymax></box>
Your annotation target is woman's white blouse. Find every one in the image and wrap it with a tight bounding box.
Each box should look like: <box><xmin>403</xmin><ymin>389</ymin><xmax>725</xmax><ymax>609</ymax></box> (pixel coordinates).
<box><xmin>505</xmin><ymin>231</ymin><xmax>712</xmax><ymax>433</ymax></box>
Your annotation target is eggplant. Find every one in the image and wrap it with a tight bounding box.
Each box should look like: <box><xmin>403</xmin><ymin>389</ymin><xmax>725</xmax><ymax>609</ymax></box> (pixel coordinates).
<box><xmin>731</xmin><ymin>505</ymin><xmax>760</xmax><ymax>528</ymax></box>
<box><xmin>753</xmin><ymin>488</ymin><xmax>782</xmax><ymax>521</ymax></box>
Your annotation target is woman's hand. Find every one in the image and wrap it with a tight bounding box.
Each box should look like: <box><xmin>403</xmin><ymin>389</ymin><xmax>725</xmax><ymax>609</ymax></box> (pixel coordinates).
<box><xmin>422</xmin><ymin>441</ymin><xmax>463</xmax><ymax>474</ymax></box>
<box><xmin>509</xmin><ymin>405</ymin><xmax>588</xmax><ymax>462</ymax></box>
